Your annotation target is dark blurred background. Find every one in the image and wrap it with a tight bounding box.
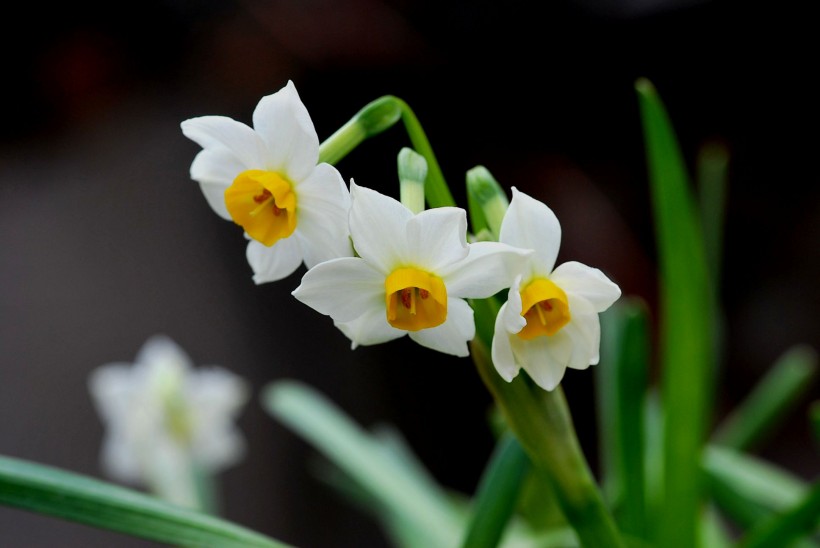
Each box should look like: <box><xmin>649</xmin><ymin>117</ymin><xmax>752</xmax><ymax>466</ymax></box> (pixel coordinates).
<box><xmin>1</xmin><ymin>0</ymin><xmax>817</xmax><ymax>546</ymax></box>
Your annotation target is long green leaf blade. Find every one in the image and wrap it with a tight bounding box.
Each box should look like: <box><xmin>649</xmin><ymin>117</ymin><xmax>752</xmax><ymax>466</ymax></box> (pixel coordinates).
<box><xmin>713</xmin><ymin>345</ymin><xmax>818</xmax><ymax>451</ymax></box>
<box><xmin>613</xmin><ymin>299</ymin><xmax>650</xmax><ymax>539</ymax></box>
<box><xmin>461</xmin><ymin>433</ymin><xmax>530</xmax><ymax>548</ymax></box>
<box><xmin>261</xmin><ymin>380</ymin><xmax>463</xmax><ymax>547</ymax></box>
<box><xmin>739</xmin><ymin>482</ymin><xmax>820</xmax><ymax>548</ymax></box>
<box><xmin>703</xmin><ymin>445</ymin><xmax>813</xmax><ymax>530</ymax></box>
<box><xmin>0</xmin><ymin>455</ymin><xmax>288</xmax><ymax>548</ymax></box>
<box><xmin>636</xmin><ymin>78</ymin><xmax>714</xmax><ymax>548</ymax></box>
<box><xmin>697</xmin><ymin>140</ymin><xmax>730</xmax><ymax>289</ymax></box>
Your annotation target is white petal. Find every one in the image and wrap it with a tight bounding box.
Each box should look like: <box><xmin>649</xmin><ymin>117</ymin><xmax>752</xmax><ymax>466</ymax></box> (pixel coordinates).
<box><xmin>252</xmin><ymin>81</ymin><xmax>320</xmax><ymax>182</ymax></box>
<box><xmin>186</xmin><ymin>368</ymin><xmax>249</xmax><ymax>471</ymax></box>
<box><xmin>499</xmin><ymin>187</ymin><xmax>562</xmax><ymax>274</ymax></box>
<box><xmin>246</xmin><ymin>237</ymin><xmax>304</xmax><ymax>284</ymax></box>
<box><xmin>135</xmin><ymin>335</ymin><xmax>194</xmax><ymax>371</ymax></box>
<box><xmin>335</xmin><ymin>308</ymin><xmax>406</xmax><ymax>349</ymax></box>
<box><xmin>292</xmin><ymin>257</ymin><xmax>385</xmax><ymax>322</ymax></box>
<box><xmin>295</xmin><ymin>163</ymin><xmax>353</xmax><ymax>268</ymax></box>
<box><xmin>550</xmin><ymin>261</ymin><xmax>621</xmax><ymax>313</ymax></box>
<box><xmin>500</xmin><ymin>276</ymin><xmax>527</xmax><ymax>333</ymax></box>
<box><xmin>181</xmin><ymin>116</ymin><xmax>267</xmax><ymax>169</ymax></box>
<box><xmin>100</xmin><ymin>433</ymin><xmax>142</xmax><ymax>484</ymax></box>
<box><xmin>408</xmin><ymin>298</ymin><xmax>475</xmax><ymax>357</ymax></box>
<box><xmin>404</xmin><ymin>207</ymin><xmax>468</xmax><ymax>271</ymax></box>
<box><xmin>88</xmin><ymin>364</ymin><xmax>136</xmax><ymax>424</ymax></box>
<box><xmin>491</xmin><ymin>302</ymin><xmax>521</xmax><ymax>382</ymax></box>
<box><xmin>440</xmin><ymin>242</ymin><xmax>531</xmax><ymax>299</ymax></box>
<box><xmin>190</xmin><ymin>148</ymin><xmax>244</xmax><ymax>220</ymax></box>
<box><xmin>348</xmin><ymin>182</ymin><xmax>412</xmax><ymax>273</ymax></box>
<box><xmin>563</xmin><ymin>295</ymin><xmax>602</xmax><ymax>369</ymax></box>
<box><xmin>510</xmin><ymin>332</ymin><xmax>573</xmax><ymax>391</ymax></box>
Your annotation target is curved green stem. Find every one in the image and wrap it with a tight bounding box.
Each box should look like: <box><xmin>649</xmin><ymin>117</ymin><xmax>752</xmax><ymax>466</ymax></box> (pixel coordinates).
<box><xmin>317</xmin><ymin>96</ymin><xmax>455</xmax><ymax>208</ymax></box>
<box><xmin>470</xmin><ymin>299</ymin><xmax>624</xmax><ymax>548</ymax></box>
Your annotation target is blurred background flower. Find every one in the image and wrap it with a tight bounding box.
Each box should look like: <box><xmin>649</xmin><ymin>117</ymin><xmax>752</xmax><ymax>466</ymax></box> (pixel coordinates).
<box><xmin>1</xmin><ymin>0</ymin><xmax>816</xmax><ymax>546</ymax></box>
<box><xmin>89</xmin><ymin>334</ymin><xmax>248</xmax><ymax>510</ymax></box>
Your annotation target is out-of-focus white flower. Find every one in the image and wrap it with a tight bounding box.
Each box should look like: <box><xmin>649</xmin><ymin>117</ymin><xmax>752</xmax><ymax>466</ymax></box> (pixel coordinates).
<box><xmin>293</xmin><ymin>183</ymin><xmax>530</xmax><ymax>357</ymax></box>
<box><xmin>491</xmin><ymin>188</ymin><xmax>621</xmax><ymax>391</ymax></box>
<box><xmin>181</xmin><ymin>81</ymin><xmax>353</xmax><ymax>283</ymax></box>
<box><xmin>88</xmin><ymin>335</ymin><xmax>249</xmax><ymax>508</ymax></box>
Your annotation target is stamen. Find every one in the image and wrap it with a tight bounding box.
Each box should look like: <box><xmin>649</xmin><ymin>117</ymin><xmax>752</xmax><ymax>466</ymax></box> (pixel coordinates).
<box><xmin>253</xmin><ymin>189</ymin><xmax>272</xmax><ymax>204</ymax></box>
<box><xmin>249</xmin><ymin>192</ymin><xmax>276</xmax><ymax>217</ymax></box>
<box><xmin>384</xmin><ymin>268</ymin><xmax>448</xmax><ymax>331</ymax></box>
<box><xmin>535</xmin><ymin>301</ymin><xmax>548</xmax><ymax>325</ymax></box>
<box><xmin>401</xmin><ymin>288</ymin><xmax>412</xmax><ymax>309</ymax></box>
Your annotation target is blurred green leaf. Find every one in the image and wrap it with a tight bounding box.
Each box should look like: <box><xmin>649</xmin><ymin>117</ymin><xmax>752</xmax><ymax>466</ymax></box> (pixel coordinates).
<box><xmin>696</xmin><ymin>140</ymin><xmax>730</xmax><ymax>290</ymax></box>
<box><xmin>636</xmin><ymin>77</ymin><xmax>714</xmax><ymax>548</ymax></box>
<box><xmin>0</xmin><ymin>454</ymin><xmax>288</xmax><ymax>548</ymax></box>
<box><xmin>738</xmin><ymin>482</ymin><xmax>820</xmax><ymax>548</ymax></box>
<box><xmin>461</xmin><ymin>433</ymin><xmax>530</xmax><ymax>548</ymax></box>
<box><xmin>713</xmin><ymin>345</ymin><xmax>818</xmax><ymax>451</ymax></box>
<box><xmin>261</xmin><ymin>380</ymin><xmax>463</xmax><ymax>548</ymax></box>
<box><xmin>700</xmin><ymin>505</ymin><xmax>732</xmax><ymax>548</ymax></box>
<box><xmin>613</xmin><ymin>299</ymin><xmax>650</xmax><ymax>539</ymax></box>
<box><xmin>811</xmin><ymin>401</ymin><xmax>820</xmax><ymax>444</ymax></box>
<box><xmin>704</xmin><ymin>445</ymin><xmax>816</xmax><ymax>533</ymax></box>
<box><xmin>597</xmin><ymin>298</ymin><xmax>651</xmax><ymax>539</ymax></box>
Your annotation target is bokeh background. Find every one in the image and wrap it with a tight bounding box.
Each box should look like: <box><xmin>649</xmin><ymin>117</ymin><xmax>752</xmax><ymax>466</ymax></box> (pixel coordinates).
<box><xmin>1</xmin><ymin>0</ymin><xmax>817</xmax><ymax>546</ymax></box>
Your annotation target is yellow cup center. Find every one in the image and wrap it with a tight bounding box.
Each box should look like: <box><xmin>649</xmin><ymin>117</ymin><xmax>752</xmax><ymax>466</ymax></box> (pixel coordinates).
<box><xmin>384</xmin><ymin>268</ymin><xmax>448</xmax><ymax>331</ymax></box>
<box><xmin>225</xmin><ymin>170</ymin><xmax>297</xmax><ymax>246</ymax></box>
<box><xmin>517</xmin><ymin>278</ymin><xmax>571</xmax><ymax>340</ymax></box>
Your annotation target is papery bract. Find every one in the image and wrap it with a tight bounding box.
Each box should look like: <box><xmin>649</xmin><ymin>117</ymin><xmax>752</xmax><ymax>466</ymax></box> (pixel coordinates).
<box><xmin>491</xmin><ymin>188</ymin><xmax>621</xmax><ymax>391</ymax></box>
<box><xmin>293</xmin><ymin>183</ymin><xmax>531</xmax><ymax>357</ymax></box>
<box><xmin>181</xmin><ymin>81</ymin><xmax>353</xmax><ymax>283</ymax></box>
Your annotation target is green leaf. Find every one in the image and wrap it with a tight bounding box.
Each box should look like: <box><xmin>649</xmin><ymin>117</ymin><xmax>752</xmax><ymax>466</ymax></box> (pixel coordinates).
<box><xmin>696</xmin><ymin>140</ymin><xmax>730</xmax><ymax>290</ymax></box>
<box><xmin>596</xmin><ymin>298</ymin><xmax>651</xmax><ymax>539</ymax></box>
<box><xmin>0</xmin><ymin>454</ymin><xmax>288</xmax><ymax>548</ymax></box>
<box><xmin>811</xmin><ymin>401</ymin><xmax>820</xmax><ymax>444</ymax></box>
<box><xmin>461</xmin><ymin>433</ymin><xmax>530</xmax><ymax>548</ymax></box>
<box><xmin>261</xmin><ymin>380</ymin><xmax>463</xmax><ymax>548</ymax></box>
<box><xmin>703</xmin><ymin>445</ymin><xmax>815</xmax><ymax>531</ymax></box>
<box><xmin>636</xmin><ymin>77</ymin><xmax>714</xmax><ymax>548</ymax></box>
<box><xmin>738</xmin><ymin>482</ymin><xmax>820</xmax><ymax>548</ymax></box>
<box><xmin>713</xmin><ymin>344</ymin><xmax>818</xmax><ymax>451</ymax></box>
<box><xmin>612</xmin><ymin>299</ymin><xmax>650</xmax><ymax>539</ymax></box>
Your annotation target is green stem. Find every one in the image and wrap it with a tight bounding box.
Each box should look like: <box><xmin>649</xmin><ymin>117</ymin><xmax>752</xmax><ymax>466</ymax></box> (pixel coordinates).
<box><xmin>470</xmin><ymin>299</ymin><xmax>623</xmax><ymax>548</ymax></box>
<box><xmin>317</xmin><ymin>96</ymin><xmax>455</xmax><ymax>208</ymax></box>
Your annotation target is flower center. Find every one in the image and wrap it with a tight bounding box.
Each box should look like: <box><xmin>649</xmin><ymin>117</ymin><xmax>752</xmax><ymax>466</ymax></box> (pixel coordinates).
<box><xmin>384</xmin><ymin>267</ymin><xmax>448</xmax><ymax>331</ymax></box>
<box><xmin>225</xmin><ymin>169</ymin><xmax>297</xmax><ymax>246</ymax></box>
<box><xmin>517</xmin><ymin>278</ymin><xmax>571</xmax><ymax>340</ymax></box>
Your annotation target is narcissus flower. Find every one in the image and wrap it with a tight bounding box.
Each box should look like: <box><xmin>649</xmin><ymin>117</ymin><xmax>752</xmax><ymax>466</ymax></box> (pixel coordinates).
<box><xmin>88</xmin><ymin>335</ymin><xmax>249</xmax><ymax>507</ymax></box>
<box><xmin>492</xmin><ymin>188</ymin><xmax>621</xmax><ymax>391</ymax></box>
<box><xmin>181</xmin><ymin>81</ymin><xmax>352</xmax><ymax>283</ymax></box>
<box><xmin>293</xmin><ymin>183</ymin><xmax>531</xmax><ymax>357</ymax></box>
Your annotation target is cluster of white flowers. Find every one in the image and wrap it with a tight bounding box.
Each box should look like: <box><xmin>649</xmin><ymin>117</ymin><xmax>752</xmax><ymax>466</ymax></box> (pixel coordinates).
<box><xmin>181</xmin><ymin>81</ymin><xmax>621</xmax><ymax>392</ymax></box>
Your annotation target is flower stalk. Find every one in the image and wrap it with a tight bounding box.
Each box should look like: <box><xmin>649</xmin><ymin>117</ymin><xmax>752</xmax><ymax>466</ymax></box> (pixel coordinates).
<box><xmin>317</xmin><ymin>96</ymin><xmax>455</xmax><ymax>208</ymax></box>
<box><xmin>471</xmin><ymin>298</ymin><xmax>624</xmax><ymax>547</ymax></box>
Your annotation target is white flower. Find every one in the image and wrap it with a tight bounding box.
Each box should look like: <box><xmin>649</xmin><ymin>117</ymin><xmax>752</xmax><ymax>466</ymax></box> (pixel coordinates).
<box><xmin>181</xmin><ymin>81</ymin><xmax>353</xmax><ymax>283</ymax></box>
<box><xmin>491</xmin><ymin>188</ymin><xmax>621</xmax><ymax>391</ymax></box>
<box><xmin>88</xmin><ymin>335</ymin><xmax>249</xmax><ymax>507</ymax></box>
<box><xmin>292</xmin><ymin>182</ymin><xmax>531</xmax><ymax>357</ymax></box>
